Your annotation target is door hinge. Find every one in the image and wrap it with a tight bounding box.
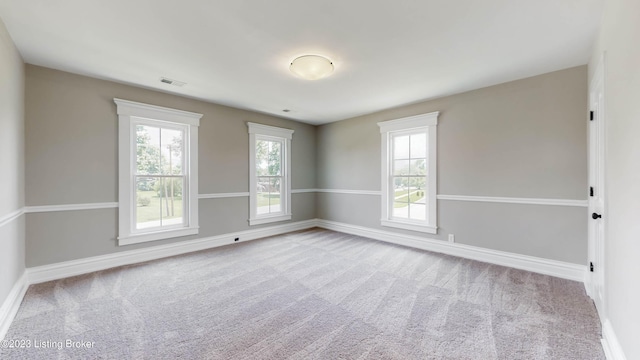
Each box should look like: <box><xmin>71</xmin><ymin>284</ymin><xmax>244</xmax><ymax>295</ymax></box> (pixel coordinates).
<box><xmin>590</xmin><ymin>187</ymin><xmax>594</xmax><ymax>197</ymax></box>
<box><xmin>590</xmin><ymin>262</ymin><xmax>594</xmax><ymax>272</ymax></box>
<box><xmin>590</xmin><ymin>111</ymin><xmax>594</xmax><ymax>121</ymax></box>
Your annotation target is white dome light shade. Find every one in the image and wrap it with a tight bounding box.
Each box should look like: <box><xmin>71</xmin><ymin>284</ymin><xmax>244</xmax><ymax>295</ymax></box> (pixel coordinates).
<box><xmin>289</xmin><ymin>55</ymin><xmax>334</xmax><ymax>80</ymax></box>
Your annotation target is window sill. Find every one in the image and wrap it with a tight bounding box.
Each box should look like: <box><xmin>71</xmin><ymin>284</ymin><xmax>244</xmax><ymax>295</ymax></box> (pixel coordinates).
<box><xmin>380</xmin><ymin>219</ymin><xmax>437</xmax><ymax>234</ymax></box>
<box><xmin>249</xmin><ymin>214</ymin><xmax>292</xmax><ymax>226</ymax></box>
<box><xmin>118</xmin><ymin>226</ymin><xmax>199</xmax><ymax>246</ymax></box>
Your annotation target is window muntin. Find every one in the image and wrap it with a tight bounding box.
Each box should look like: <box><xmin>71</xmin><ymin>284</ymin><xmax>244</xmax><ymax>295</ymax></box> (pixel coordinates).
<box><xmin>116</xmin><ymin>98</ymin><xmax>201</xmax><ymax>245</ymax></box>
<box><xmin>378</xmin><ymin>112</ymin><xmax>438</xmax><ymax>234</ymax></box>
<box><xmin>248</xmin><ymin>122</ymin><xmax>293</xmax><ymax>226</ymax></box>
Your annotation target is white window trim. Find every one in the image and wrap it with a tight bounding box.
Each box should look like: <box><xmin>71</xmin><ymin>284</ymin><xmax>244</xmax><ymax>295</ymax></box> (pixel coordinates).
<box><xmin>378</xmin><ymin>112</ymin><xmax>438</xmax><ymax>234</ymax></box>
<box><xmin>115</xmin><ymin>98</ymin><xmax>202</xmax><ymax>245</ymax></box>
<box><xmin>247</xmin><ymin>122</ymin><xmax>293</xmax><ymax>226</ymax></box>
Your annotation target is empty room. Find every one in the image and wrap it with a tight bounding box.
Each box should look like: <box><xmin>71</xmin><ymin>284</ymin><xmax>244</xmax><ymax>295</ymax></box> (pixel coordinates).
<box><xmin>0</xmin><ymin>0</ymin><xmax>638</xmax><ymax>359</ymax></box>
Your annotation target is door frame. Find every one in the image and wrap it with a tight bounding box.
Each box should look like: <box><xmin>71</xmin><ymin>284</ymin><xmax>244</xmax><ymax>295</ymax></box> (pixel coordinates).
<box><xmin>587</xmin><ymin>52</ymin><xmax>606</xmax><ymax>322</ymax></box>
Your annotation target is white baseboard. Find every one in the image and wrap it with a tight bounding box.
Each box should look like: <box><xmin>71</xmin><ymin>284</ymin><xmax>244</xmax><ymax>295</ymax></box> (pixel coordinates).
<box><xmin>0</xmin><ymin>272</ymin><xmax>28</xmax><ymax>341</ymax></box>
<box><xmin>601</xmin><ymin>320</ymin><xmax>628</xmax><ymax>360</ymax></box>
<box><xmin>316</xmin><ymin>219</ymin><xmax>587</xmax><ymax>282</ymax></box>
<box><xmin>21</xmin><ymin>218</ymin><xmax>589</xmax><ymax>285</ymax></box>
<box><xmin>583</xmin><ymin>270</ymin><xmax>594</xmax><ymax>299</ymax></box>
<box><xmin>27</xmin><ymin>219</ymin><xmax>317</xmax><ymax>284</ymax></box>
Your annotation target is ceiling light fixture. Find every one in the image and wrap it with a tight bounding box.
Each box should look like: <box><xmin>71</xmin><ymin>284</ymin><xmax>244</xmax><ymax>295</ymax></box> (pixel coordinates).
<box><xmin>289</xmin><ymin>55</ymin><xmax>334</xmax><ymax>80</ymax></box>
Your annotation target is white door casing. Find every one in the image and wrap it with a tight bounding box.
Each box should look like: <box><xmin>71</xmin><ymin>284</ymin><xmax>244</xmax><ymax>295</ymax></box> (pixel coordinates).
<box><xmin>588</xmin><ymin>53</ymin><xmax>606</xmax><ymax>322</ymax></box>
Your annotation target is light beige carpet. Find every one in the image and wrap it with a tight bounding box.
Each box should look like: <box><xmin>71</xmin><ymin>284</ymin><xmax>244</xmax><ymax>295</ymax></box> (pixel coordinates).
<box><xmin>1</xmin><ymin>228</ymin><xmax>604</xmax><ymax>359</ymax></box>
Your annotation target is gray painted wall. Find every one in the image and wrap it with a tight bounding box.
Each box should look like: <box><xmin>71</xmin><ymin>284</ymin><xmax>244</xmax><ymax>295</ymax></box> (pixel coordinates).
<box><xmin>317</xmin><ymin>66</ymin><xmax>588</xmax><ymax>264</ymax></box>
<box><xmin>0</xmin><ymin>18</ymin><xmax>25</xmax><ymax>308</ymax></box>
<box><xmin>25</xmin><ymin>65</ymin><xmax>317</xmax><ymax>267</ymax></box>
<box><xmin>590</xmin><ymin>0</ymin><xmax>640</xmax><ymax>358</ymax></box>
<box><xmin>24</xmin><ymin>65</ymin><xmax>589</xmax><ymax>267</ymax></box>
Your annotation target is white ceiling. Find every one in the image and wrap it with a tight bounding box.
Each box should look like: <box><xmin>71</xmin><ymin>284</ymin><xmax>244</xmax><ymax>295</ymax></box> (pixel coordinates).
<box><xmin>0</xmin><ymin>0</ymin><xmax>603</xmax><ymax>125</ymax></box>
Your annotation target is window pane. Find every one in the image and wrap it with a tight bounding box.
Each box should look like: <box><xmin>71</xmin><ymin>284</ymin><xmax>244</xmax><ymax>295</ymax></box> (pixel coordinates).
<box><xmin>267</xmin><ymin>141</ymin><xmax>282</xmax><ymax>176</ymax></box>
<box><xmin>410</xmin><ymin>133</ymin><xmax>427</xmax><ymax>158</ymax></box>
<box><xmin>270</xmin><ymin>178</ymin><xmax>282</xmax><ymax>213</ymax></box>
<box><xmin>409</xmin><ymin>178</ymin><xmax>427</xmax><ymax>220</ymax></box>
<box><xmin>136</xmin><ymin>125</ymin><xmax>161</xmax><ymax>175</ymax></box>
<box><xmin>409</xmin><ymin>204</ymin><xmax>426</xmax><ymax>220</ymax></box>
<box><xmin>410</xmin><ymin>159</ymin><xmax>426</xmax><ymax>175</ymax></box>
<box><xmin>161</xmin><ymin>128</ymin><xmax>183</xmax><ymax>175</ymax></box>
<box><xmin>393</xmin><ymin>202</ymin><xmax>409</xmax><ymax>219</ymax></box>
<box><xmin>256</xmin><ymin>140</ymin><xmax>269</xmax><ymax>176</ymax></box>
<box><xmin>393</xmin><ymin>135</ymin><xmax>410</xmax><ymax>159</ymax></box>
<box><xmin>411</xmin><ymin>177</ymin><xmax>426</xmax><ymax>193</ymax></box>
<box><xmin>256</xmin><ymin>140</ymin><xmax>282</xmax><ymax>177</ymax></box>
<box><xmin>393</xmin><ymin>160</ymin><xmax>410</xmax><ymax>175</ymax></box>
<box><xmin>257</xmin><ymin>177</ymin><xmax>270</xmax><ymax>215</ymax></box>
<box><xmin>160</xmin><ymin>177</ymin><xmax>184</xmax><ymax>226</ymax></box>
<box><xmin>393</xmin><ymin>177</ymin><xmax>409</xmax><ymax>200</ymax></box>
<box><xmin>136</xmin><ymin>177</ymin><xmax>161</xmax><ymax>229</ymax></box>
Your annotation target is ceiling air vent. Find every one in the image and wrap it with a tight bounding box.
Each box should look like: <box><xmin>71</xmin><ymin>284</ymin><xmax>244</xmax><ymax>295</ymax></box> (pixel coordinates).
<box><xmin>160</xmin><ymin>77</ymin><xmax>186</xmax><ymax>87</ymax></box>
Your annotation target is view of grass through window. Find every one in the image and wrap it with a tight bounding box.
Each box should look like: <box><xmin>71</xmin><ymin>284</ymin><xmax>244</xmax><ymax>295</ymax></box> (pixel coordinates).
<box><xmin>135</xmin><ymin>124</ymin><xmax>185</xmax><ymax>229</ymax></box>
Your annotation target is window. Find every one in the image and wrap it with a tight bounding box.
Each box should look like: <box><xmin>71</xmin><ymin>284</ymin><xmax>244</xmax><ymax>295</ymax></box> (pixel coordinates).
<box><xmin>248</xmin><ymin>122</ymin><xmax>293</xmax><ymax>225</ymax></box>
<box><xmin>115</xmin><ymin>99</ymin><xmax>202</xmax><ymax>245</ymax></box>
<box><xmin>378</xmin><ymin>112</ymin><xmax>438</xmax><ymax>234</ymax></box>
